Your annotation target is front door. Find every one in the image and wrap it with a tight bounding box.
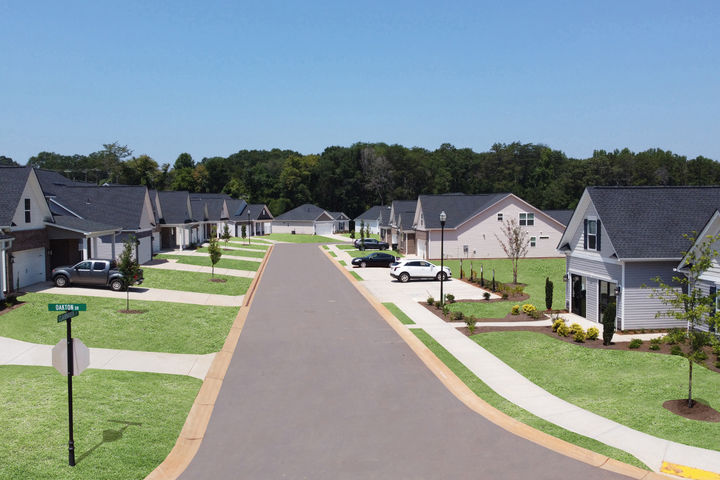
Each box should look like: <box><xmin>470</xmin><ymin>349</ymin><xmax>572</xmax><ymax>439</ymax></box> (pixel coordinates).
<box><xmin>598</xmin><ymin>280</ymin><xmax>617</xmax><ymax>319</ymax></box>
<box><xmin>571</xmin><ymin>274</ymin><xmax>586</xmax><ymax>317</ymax></box>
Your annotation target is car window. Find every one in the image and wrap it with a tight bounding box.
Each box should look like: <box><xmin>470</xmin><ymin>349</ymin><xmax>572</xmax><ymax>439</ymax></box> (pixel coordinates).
<box><xmin>368</xmin><ymin>253</ymin><xmax>379</xmax><ymax>258</ymax></box>
<box><xmin>406</xmin><ymin>261</ymin><xmax>420</xmax><ymax>267</ymax></box>
<box><xmin>76</xmin><ymin>261</ymin><xmax>92</xmax><ymax>270</ymax></box>
<box><xmin>92</xmin><ymin>262</ymin><xmax>106</xmax><ymax>271</ymax></box>
<box><xmin>421</xmin><ymin>262</ymin><xmax>431</xmax><ymax>267</ymax></box>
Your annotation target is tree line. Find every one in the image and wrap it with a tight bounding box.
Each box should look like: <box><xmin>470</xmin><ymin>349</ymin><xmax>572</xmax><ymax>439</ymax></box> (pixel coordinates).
<box><xmin>8</xmin><ymin>141</ymin><xmax>720</xmax><ymax>218</ymax></box>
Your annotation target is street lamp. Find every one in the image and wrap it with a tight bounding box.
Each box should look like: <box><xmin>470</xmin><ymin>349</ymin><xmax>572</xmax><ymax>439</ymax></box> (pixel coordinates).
<box><xmin>247</xmin><ymin>208</ymin><xmax>251</xmax><ymax>245</ymax></box>
<box><xmin>439</xmin><ymin>210</ymin><xmax>446</xmax><ymax>305</ymax></box>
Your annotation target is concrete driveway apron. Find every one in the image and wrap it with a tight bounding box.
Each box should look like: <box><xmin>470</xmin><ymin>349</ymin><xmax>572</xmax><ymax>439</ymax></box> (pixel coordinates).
<box><xmin>179</xmin><ymin>244</ymin><xmax>631</xmax><ymax>480</ymax></box>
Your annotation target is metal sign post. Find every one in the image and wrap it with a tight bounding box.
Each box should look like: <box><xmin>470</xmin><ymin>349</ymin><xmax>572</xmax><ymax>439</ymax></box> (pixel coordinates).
<box><xmin>50</xmin><ymin>303</ymin><xmax>87</xmax><ymax>467</ymax></box>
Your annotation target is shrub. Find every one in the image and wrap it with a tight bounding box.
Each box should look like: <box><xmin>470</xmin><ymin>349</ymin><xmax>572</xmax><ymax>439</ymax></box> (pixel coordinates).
<box><xmin>649</xmin><ymin>337</ymin><xmax>662</xmax><ymax>350</ymax></box>
<box><xmin>511</xmin><ymin>305</ymin><xmax>521</xmax><ymax>315</ymax></box>
<box><xmin>521</xmin><ymin>304</ymin><xmax>537</xmax><ymax>315</ymax></box>
<box><xmin>427</xmin><ymin>296</ymin><xmax>435</xmax><ymax>307</ymax></box>
<box><xmin>574</xmin><ymin>329</ymin><xmax>586</xmax><ymax>343</ymax></box>
<box><xmin>671</xmin><ymin>345</ymin><xmax>684</xmax><ymax>356</ymax></box>
<box><xmin>602</xmin><ymin>302</ymin><xmax>616</xmax><ymax>345</ymax></box>
<box><xmin>452</xmin><ymin>311</ymin><xmax>465</xmax><ymax>322</ymax></box>
<box><xmin>545</xmin><ymin>277</ymin><xmax>553</xmax><ymax>310</ymax></box>
<box><xmin>442</xmin><ymin>304</ymin><xmax>450</xmax><ymax>318</ymax></box>
<box><xmin>552</xmin><ymin>318</ymin><xmax>565</xmax><ymax>332</ymax></box>
<box><xmin>483</xmin><ymin>291</ymin><xmax>491</xmax><ymax>301</ymax></box>
<box><xmin>586</xmin><ymin>327</ymin><xmax>599</xmax><ymax>340</ymax></box>
<box><xmin>569</xmin><ymin>323</ymin><xmax>583</xmax><ymax>335</ymax></box>
<box><xmin>716</xmin><ymin>360</ymin><xmax>720</xmax><ymax>369</ymax></box>
<box><xmin>502</xmin><ymin>292</ymin><xmax>509</xmax><ymax>300</ymax></box>
<box><xmin>695</xmin><ymin>350</ymin><xmax>709</xmax><ymax>362</ymax></box>
<box><xmin>465</xmin><ymin>316</ymin><xmax>477</xmax><ymax>334</ymax></box>
<box><xmin>629</xmin><ymin>338</ymin><xmax>643</xmax><ymax>349</ymax></box>
<box><xmin>664</xmin><ymin>328</ymin><xmax>686</xmax><ymax>345</ymax></box>
<box><xmin>445</xmin><ymin>293</ymin><xmax>455</xmax><ymax>304</ymax></box>
<box><xmin>557</xmin><ymin>324</ymin><xmax>570</xmax><ymax>337</ymax></box>
<box><xmin>712</xmin><ymin>344</ymin><xmax>720</xmax><ymax>357</ymax></box>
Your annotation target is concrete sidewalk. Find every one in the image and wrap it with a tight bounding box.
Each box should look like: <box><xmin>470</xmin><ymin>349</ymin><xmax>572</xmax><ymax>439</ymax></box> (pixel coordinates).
<box><xmin>144</xmin><ymin>259</ymin><xmax>255</xmax><ymax>278</ymax></box>
<box><xmin>0</xmin><ymin>336</ymin><xmax>214</xmax><ymax>380</ymax></box>
<box><xmin>325</xmin><ymin>245</ymin><xmax>720</xmax><ymax>476</ymax></box>
<box><xmin>25</xmin><ymin>282</ymin><xmax>245</xmax><ymax>307</ymax></box>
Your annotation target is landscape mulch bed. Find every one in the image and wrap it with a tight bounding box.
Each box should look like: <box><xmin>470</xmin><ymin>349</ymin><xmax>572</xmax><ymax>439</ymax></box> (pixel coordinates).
<box><xmin>209</xmin><ymin>278</ymin><xmax>227</xmax><ymax>283</ymax></box>
<box><xmin>422</xmin><ymin>302</ymin><xmax>549</xmax><ymax>323</ymax></box>
<box><xmin>0</xmin><ymin>301</ymin><xmax>26</xmax><ymax>316</ymax></box>
<box><xmin>456</xmin><ymin>323</ymin><xmax>720</xmax><ymax>374</ymax></box>
<box><xmin>663</xmin><ymin>399</ymin><xmax>720</xmax><ymax>422</ymax></box>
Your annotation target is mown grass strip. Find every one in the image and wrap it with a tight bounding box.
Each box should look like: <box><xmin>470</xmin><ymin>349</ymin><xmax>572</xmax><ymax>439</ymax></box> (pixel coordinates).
<box><xmin>329</xmin><ymin>251</ymin><xmax>337</xmax><ymax>257</ymax></box>
<box><xmin>350</xmin><ymin>271</ymin><xmax>363</xmax><ymax>281</ymax></box>
<box><xmin>155</xmin><ymin>254</ymin><xmax>260</xmax><ymax>272</ymax></box>
<box><xmin>197</xmin><ymin>247</ymin><xmax>266</xmax><ymax>258</ymax></box>
<box><xmin>143</xmin><ymin>269</ymin><xmax>251</xmax><ymax>295</ymax></box>
<box><xmin>382</xmin><ymin>302</ymin><xmax>415</xmax><ymax>325</ymax></box>
<box><xmin>412</xmin><ymin>329</ymin><xmax>649</xmax><ymax>470</ymax></box>
<box><xmin>339</xmin><ymin>260</ymin><xmax>347</xmax><ymax>266</ymax></box>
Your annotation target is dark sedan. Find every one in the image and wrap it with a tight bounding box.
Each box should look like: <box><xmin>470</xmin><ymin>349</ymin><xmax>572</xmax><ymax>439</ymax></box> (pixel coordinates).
<box><xmin>352</xmin><ymin>252</ymin><xmax>397</xmax><ymax>268</ymax></box>
<box><xmin>353</xmin><ymin>238</ymin><xmax>390</xmax><ymax>250</ymax></box>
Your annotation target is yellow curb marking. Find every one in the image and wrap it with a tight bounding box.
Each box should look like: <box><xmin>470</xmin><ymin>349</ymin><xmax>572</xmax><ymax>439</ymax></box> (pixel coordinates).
<box><xmin>320</xmin><ymin>246</ymin><xmax>667</xmax><ymax>480</ymax></box>
<box><xmin>145</xmin><ymin>245</ymin><xmax>273</xmax><ymax>480</ymax></box>
<box><xmin>662</xmin><ymin>462</ymin><xmax>720</xmax><ymax>480</ymax></box>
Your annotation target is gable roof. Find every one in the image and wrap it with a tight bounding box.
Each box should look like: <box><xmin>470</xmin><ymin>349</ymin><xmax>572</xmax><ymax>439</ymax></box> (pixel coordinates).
<box><xmin>49</xmin><ymin>185</ymin><xmax>151</xmax><ymax>231</ymax></box>
<box><xmin>0</xmin><ymin>166</ymin><xmax>32</xmax><ymax>226</ymax></box>
<box><xmin>390</xmin><ymin>200</ymin><xmax>417</xmax><ymax>226</ymax></box>
<box><xmin>354</xmin><ymin>206</ymin><xmax>385</xmax><ymax>222</ymax></box>
<box><xmin>543</xmin><ymin>209</ymin><xmax>573</xmax><ymax>226</ymax></box>
<box><xmin>246</xmin><ymin>204</ymin><xmax>273</xmax><ymax>221</ymax></box>
<box><xmin>275</xmin><ymin>204</ymin><xmax>332</xmax><ymax>222</ymax></box>
<box><xmin>227</xmin><ymin>199</ymin><xmax>249</xmax><ymax>219</ymax></box>
<box><xmin>417</xmin><ymin>193</ymin><xmax>508</xmax><ymax>229</ymax></box>
<box><xmin>585</xmin><ymin>186</ymin><xmax>720</xmax><ymax>259</ymax></box>
<box><xmin>35</xmin><ymin>168</ymin><xmax>92</xmax><ymax>196</ymax></box>
<box><xmin>157</xmin><ymin>191</ymin><xmax>195</xmax><ymax>224</ymax></box>
<box><xmin>329</xmin><ymin>211</ymin><xmax>349</xmax><ymax>221</ymax></box>
<box><xmin>49</xmin><ymin>215</ymin><xmax>120</xmax><ymax>235</ymax></box>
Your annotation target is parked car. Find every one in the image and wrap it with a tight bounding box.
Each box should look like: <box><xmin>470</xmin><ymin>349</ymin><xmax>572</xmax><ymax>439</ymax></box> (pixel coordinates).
<box><xmin>51</xmin><ymin>259</ymin><xmax>144</xmax><ymax>291</ymax></box>
<box><xmin>353</xmin><ymin>238</ymin><xmax>390</xmax><ymax>250</ymax></box>
<box><xmin>390</xmin><ymin>260</ymin><xmax>451</xmax><ymax>282</ymax></box>
<box><xmin>352</xmin><ymin>252</ymin><xmax>397</xmax><ymax>268</ymax></box>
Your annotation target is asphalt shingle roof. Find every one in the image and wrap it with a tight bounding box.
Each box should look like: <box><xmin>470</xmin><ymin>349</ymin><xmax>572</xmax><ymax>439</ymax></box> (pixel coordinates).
<box><xmin>390</xmin><ymin>201</ymin><xmax>417</xmax><ymax>226</ymax></box>
<box><xmin>587</xmin><ymin>186</ymin><xmax>720</xmax><ymax>259</ymax></box>
<box><xmin>543</xmin><ymin>209</ymin><xmax>573</xmax><ymax>226</ymax></box>
<box><xmin>158</xmin><ymin>191</ymin><xmax>194</xmax><ymax>224</ymax></box>
<box><xmin>50</xmin><ymin>216</ymin><xmax>120</xmax><ymax>234</ymax></box>
<box><xmin>418</xmin><ymin>193</ymin><xmax>509</xmax><ymax>229</ymax></box>
<box><xmin>275</xmin><ymin>204</ymin><xmax>330</xmax><ymax>221</ymax></box>
<box><xmin>0</xmin><ymin>167</ymin><xmax>31</xmax><ymax>226</ymax></box>
<box><xmin>355</xmin><ymin>205</ymin><xmax>389</xmax><ymax>222</ymax></box>
<box><xmin>227</xmin><ymin>199</ymin><xmax>249</xmax><ymax>219</ymax></box>
<box><xmin>50</xmin><ymin>185</ymin><xmax>150</xmax><ymax>231</ymax></box>
<box><xmin>245</xmin><ymin>204</ymin><xmax>271</xmax><ymax>221</ymax></box>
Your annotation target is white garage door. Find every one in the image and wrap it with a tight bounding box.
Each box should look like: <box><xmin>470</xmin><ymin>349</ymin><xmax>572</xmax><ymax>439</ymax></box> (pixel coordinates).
<box><xmin>13</xmin><ymin>248</ymin><xmax>46</xmax><ymax>288</ymax></box>
<box><xmin>417</xmin><ymin>239</ymin><xmax>426</xmax><ymax>259</ymax></box>
<box><xmin>315</xmin><ymin>222</ymin><xmax>333</xmax><ymax>236</ymax></box>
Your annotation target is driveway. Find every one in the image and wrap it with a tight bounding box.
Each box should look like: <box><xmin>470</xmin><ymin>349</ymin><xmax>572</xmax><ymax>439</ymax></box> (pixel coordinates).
<box><xmin>179</xmin><ymin>244</ymin><xmax>630</xmax><ymax>479</ymax></box>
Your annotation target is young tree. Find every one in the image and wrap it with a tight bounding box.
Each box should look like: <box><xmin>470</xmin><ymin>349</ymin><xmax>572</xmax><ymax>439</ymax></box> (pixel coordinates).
<box><xmin>208</xmin><ymin>227</ymin><xmax>222</xmax><ymax>277</ymax></box>
<box><xmin>495</xmin><ymin>219</ymin><xmax>530</xmax><ymax>284</ymax></box>
<box><xmin>221</xmin><ymin>224</ymin><xmax>231</xmax><ymax>245</ymax></box>
<box><xmin>602</xmin><ymin>302</ymin><xmax>616</xmax><ymax>346</ymax></box>
<box><xmin>651</xmin><ymin>233</ymin><xmax>720</xmax><ymax>408</ymax></box>
<box><xmin>545</xmin><ymin>277</ymin><xmax>554</xmax><ymax>310</ymax></box>
<box><xmin>359</xmin><ymin>220</ymin><xmax>365</xmax><ymax>251</ymax></box>
<box><xmin>117</xmin><ymin>235</ymin><xmax>140</xmax><ymax>312</ymax></box>
<box><xmin>241</xmin><ymin>224</ymin><xmax>247</xmax><ymax>241</ymax></box>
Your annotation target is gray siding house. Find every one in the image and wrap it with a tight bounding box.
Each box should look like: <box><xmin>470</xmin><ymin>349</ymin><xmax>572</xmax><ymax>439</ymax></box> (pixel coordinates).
<box><xmin>558</xmin><ymin>186</ymin><xmax>720</xmax><ymax>330</ymax></box>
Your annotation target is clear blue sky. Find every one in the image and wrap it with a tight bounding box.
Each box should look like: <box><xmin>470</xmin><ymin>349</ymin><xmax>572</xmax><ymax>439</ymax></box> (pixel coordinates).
<box><xmin>1</xmin><ymin>0</ymin><xmax>718</xmax><ymax>165</ymax></box>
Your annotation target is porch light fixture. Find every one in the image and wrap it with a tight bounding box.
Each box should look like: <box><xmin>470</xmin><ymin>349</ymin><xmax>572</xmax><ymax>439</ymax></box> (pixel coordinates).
<box><xmin>615</xmin><ymin>286</ymin><xmax>621</xmax><ymax>296</ymax></box>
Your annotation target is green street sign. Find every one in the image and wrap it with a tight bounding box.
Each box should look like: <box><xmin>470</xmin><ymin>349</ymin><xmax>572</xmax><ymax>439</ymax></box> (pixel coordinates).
<box><xmin>48</xmin><ymin>304</ymin><xmax>87</xmax><ymax>312</ymax></box>
<box><xmin>57</xmin><ymin>310</ymin><xmax>79</xmax><ymax>323</ymax></box>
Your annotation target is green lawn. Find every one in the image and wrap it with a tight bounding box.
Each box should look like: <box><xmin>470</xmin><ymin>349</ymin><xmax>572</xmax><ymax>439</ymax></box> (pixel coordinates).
<box><xmin>339</xmin><ymin>260</ymin><xmax>347</xmax><ymax>266</ymax></box>
<box><xmin>143</xmin><ymin>269</ymin><xmax>251</xmax><ymax>296</ymax></box>
<box><xmin>230</xmin><ymin>236</ymin><xmax>273</xmax><ymax>244</ymax></box>
<box><xmin>382</xmin><ymin>302</ymin><xmax>414</xmax><ymax>325</ymax></box>
<box><xmin>336</xmin><ymin>244</ymin><xmax>357</xmax><ymax>250</ymax></box>
<box><xmin>155</xmin><ymin>254</ymin><xmax>260</xmax><ymax>272</ymax></box>
<box><xmin>442</xmin><ymin>258</ymin><xmax>565</xmax><ymax>318</ymax></box>
<box><xmin>264</xmin><ymin>233</ymin><xmax>337</xmax><ymax>243</ymax></box>
<box><xmin>473</xmin><ymin>331</ymin><xmax>720</xmax><ymax>452</ymax></box>
<box><xmin>341</xmin><ymin>232</ymin><xmax>381</xmax><ymax>240</ymax></box>
<box><xmin>0</xmin><ymin>366</ymin><xmax>199</xmax><ymax>480</ymax></box>
<box><xmin>345</xmin><ymin>249</ymin><xmax>402</xmax><ymax>258</ymax></box>
<box><xmin>224</xmin><ymin>241</ymin><xmax>269</xmax><ymax>250</ymax></box>
<box><xmin>0</xmin><ymin>293</ymin><xmax>237</xmax><ymax>354</ymax></box>
<box><xmin>329</xmin><ymin>251</ymin><xmax>337</xmax><ymax>258</ymax></box>
<box><xmin>412</xmin><ymin>330</ymin><xmax>648</xmax><ymax>469</ymax></box>
<box><xmin>197</xmin><ymin>247</ymin><xmax>266</xmax><ymax>258</ymax></box>
<box><xmin>350</xmin><ymin>271</ymin><xmax>363</xmax><ymax>281</ymax></box>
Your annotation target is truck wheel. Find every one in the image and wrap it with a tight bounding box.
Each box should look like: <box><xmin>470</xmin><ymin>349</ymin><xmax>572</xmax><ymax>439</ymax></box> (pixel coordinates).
<box><xmin>54</xmin><ymin>275</ymin><xmax>68</xmax><ymax>288</ymax></box>
<box><xmin>399</xmin><ymin>272</ymin><xmax>410</xmax><ymax>283</ymax></box>
<box><xmin>110</xmin><ymin>279</ymin><xmax>124</xmax><ymax>291</ymax></box>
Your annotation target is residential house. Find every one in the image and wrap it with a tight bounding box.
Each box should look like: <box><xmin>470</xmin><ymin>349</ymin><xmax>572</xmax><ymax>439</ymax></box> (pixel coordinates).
<box><xmin>354</xmin><ymin>206</ymin><xmax>391</xmax><ymax>235</ymax></box>
<box><xmin>0</xmin><ymin>167</ymin><xmax>53</xmax><ymax>291</ymax></box>
<box><xmin>329</xmin><ymin>212</ymin><xmax>350</xmax><ymax>233</ymax></box>
<box><xmin>244</xmin><ymin>204</ymin><xmax>274</xmax><ymax>236</ymax></box>
<box><xmin>413</xmin><ymin>193</ymin><xmax>567</xmax><ymax>260</ymax></box>
<box><xmin>557</xmin><ymin>186</ymin><xmax>720</xmax><ymax>331</ymax></box>
<box><xmin>155</xmin><ymin>191</ymin><xmax>200</xmax><ymax>250</ymax></box>
<box><xmin>190</xmin><ymin>193</ymin><xmax>231</xmax><ymax>241</ymax></box>
<box><xmin>386</xmin><ymin>200</ymin><xmax>417</xmax><ymax>253</ymax></box>
<box><xmin>272</xmin><ymin>204</ymin><xmax>335</xmax><ymax>235</ymax></box>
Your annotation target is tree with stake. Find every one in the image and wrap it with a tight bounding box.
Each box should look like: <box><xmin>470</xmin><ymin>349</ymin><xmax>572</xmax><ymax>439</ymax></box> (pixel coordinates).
<box><xmin>117</xmin><ymin>235</ymin><xmax>140</xmax><ymax>312</ymax></box>
<box><xmin>221</xmin><ymin>224</ymin><xmax>231</xmax><ymax>246</ymax></box>
<box><xmin>360</xmin><ymin>220</ymin><xmax>365</xmax><ymax>251</ymax></box>
<box><xmin>495</xmin><ymin>218</ymin><xmax>530</xmax><ymax>284</ymax></box>
<box><xmin>208</xmin><ymin>227</ymin><xmax>222</xmax><ymax>277</ymax></box>
<box><xmin>545</xmin><ymin>277</ymin><xmax>554</xmax><ymax>311</ymax></box>
<box><xmin>651</xmin><ymin>232</ymin><xmax>720</xmax><ymax>408</ymax></box>
<box><xmin>241</xmin><ymin>224</ymin><xmax>247</xmax><ymax>242</ymax></box>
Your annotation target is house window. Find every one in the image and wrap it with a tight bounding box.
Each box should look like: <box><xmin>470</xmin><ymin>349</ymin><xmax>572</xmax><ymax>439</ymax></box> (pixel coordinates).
<box><xmin>24</xmin><ymin>198</ymin><xmax>31</xmax><ymax>223</ymax></box>
<box><xmin>587</xmin><ymin>219</ymin><xmax>598</xmax><ymax>250</ymax></box>
<box><xmin>497</xmin><ymin>213</ymin><xmax>503</xmax><ymax>221</ymax></box>
<box><xmin>519</xmin><ymin>212</ymin><xmax>534</xmax><ymax>226</ymax></box>
<box><xmin>530</xmin><ymin>236</ymin><xmax>536</xmax><ymax>247</ymax></box>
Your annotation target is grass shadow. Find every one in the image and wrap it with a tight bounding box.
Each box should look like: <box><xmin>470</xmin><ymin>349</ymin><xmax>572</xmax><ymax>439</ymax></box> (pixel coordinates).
<box><xmin>76</xmin><ymin>419</ymin><xmax>142</xmax><ymax>464</ymax></box>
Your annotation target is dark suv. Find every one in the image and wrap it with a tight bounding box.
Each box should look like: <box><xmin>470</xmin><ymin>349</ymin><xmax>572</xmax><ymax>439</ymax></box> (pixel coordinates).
<box><xmin>353</xmin><ymin>238</ymin><xmax>390</xmax><ymax>250</ymax></box>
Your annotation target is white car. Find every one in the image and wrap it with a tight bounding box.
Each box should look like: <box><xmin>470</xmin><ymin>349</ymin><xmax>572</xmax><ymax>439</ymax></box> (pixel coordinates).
<box><xmin>390</xmin><ymin>260</ymin><xmax>452</xmax><ymax>283</ymax></box>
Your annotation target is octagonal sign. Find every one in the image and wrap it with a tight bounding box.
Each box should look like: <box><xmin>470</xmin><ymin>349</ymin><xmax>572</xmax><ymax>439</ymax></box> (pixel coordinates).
<box><xmin>52</xmin><ymin>339</ymin><xmax>90</xmax><ymax>376</ymax></box>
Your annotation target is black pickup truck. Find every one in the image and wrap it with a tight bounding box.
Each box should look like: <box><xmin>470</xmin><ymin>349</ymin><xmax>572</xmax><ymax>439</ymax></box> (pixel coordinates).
<box><xmin>51</xmin><ymin>259</ymin><xmax>144</xmax><ymax>291</ymax></box>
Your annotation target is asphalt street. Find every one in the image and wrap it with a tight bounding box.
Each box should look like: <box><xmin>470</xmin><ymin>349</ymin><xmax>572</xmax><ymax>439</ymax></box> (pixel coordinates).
<box><xmin>180</xmin><ymin>244</ymin><xmax>631</xmax><ymax>479</ymax></box>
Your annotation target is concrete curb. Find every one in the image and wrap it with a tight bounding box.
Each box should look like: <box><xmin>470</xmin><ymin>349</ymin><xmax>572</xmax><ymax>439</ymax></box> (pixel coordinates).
<box><xmin>320</xmin><ymin>247</ymin><xmax>666</xmax><ymax>480</ymax></box>
<box><xmin>145</xmin><ymin>245</ymin><xmax>273</xmax><ymax>480</ymax></box>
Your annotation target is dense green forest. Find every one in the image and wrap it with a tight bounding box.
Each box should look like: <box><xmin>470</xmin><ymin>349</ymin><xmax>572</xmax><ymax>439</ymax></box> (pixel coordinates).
<box><xmin>8</xmin><ymin>142</ymin><xmax>720</xmax><ymax>218</ymax></box>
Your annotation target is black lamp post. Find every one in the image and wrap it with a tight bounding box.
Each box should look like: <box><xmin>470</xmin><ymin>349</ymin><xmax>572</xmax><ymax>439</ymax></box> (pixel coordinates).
<box><xmin>439</xmin><ymin>210</ymin><xmax>446</xmax><ymax>305</ymax></box>
<box><xmin>247</xmin><ymin>208</ymin><xmax>251</xmax><ymax>245</ymax></box>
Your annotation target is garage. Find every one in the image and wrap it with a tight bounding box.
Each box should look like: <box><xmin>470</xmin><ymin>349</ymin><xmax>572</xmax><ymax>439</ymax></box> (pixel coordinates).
<box><xmin>12</xmin><ymin>248</ymin><xmax>46</xmax><ymax>288</ymax></box>
<box><xmin>315</xmin><ymin>222</ymin><xmax>334</xmax><ymax>236</ymax></box>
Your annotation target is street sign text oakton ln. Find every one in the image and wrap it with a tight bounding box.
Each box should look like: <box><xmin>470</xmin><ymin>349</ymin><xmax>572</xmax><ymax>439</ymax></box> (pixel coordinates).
<box><xmin>48</xmin><ymin>304</ymin><xmax>87</xmax><ymax>312</ymax></box>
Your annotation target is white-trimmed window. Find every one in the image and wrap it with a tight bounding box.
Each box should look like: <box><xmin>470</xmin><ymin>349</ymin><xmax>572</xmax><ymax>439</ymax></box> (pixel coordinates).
<box><xmin>519</xmin><ymin>212</ymin><xmax>534</xmax><ymax>226</ymax></box>
<box><xmin>497</xmin><ymin>213</ymin><xmax>503</xmax><ymax>221</ymax></box>
<box><xmin>24</xmin><ymin>198</ymin><xmax>31</xmax><ymax>223</ymax></box>
<box><xmin>587</xmin><ymin>219</ymin><xmax>597</xmax><ymax>250</ymax></box>
<box><xmin>530</xmin><ymin>236</ymin><xmax>536</xmax><ymax>247</ymax></box>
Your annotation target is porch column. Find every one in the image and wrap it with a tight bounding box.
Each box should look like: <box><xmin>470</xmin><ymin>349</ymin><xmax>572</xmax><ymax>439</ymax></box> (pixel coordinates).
<box><xmin>82</xmin><ymin>238</ymin><xmax>89</xmax><ymax>260</ymax></box>
<box><xmin>92</xmin><ymin>237</ymin><xmax>98</xmax><ymax>257</ymax></box>
<box><xmin>180</xmin><ymin>228</ymin><xmax>184</xmax><ymax>251</ymax></box>
<box><xmin>0</xmin><ymin>248</ymin><xmax>6</xmax><ymax>300</ymax></box>
<box><xmin>111</xmin><ymin>233</ymin><xmax>116</xmax><ymax>259</ymax></box>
